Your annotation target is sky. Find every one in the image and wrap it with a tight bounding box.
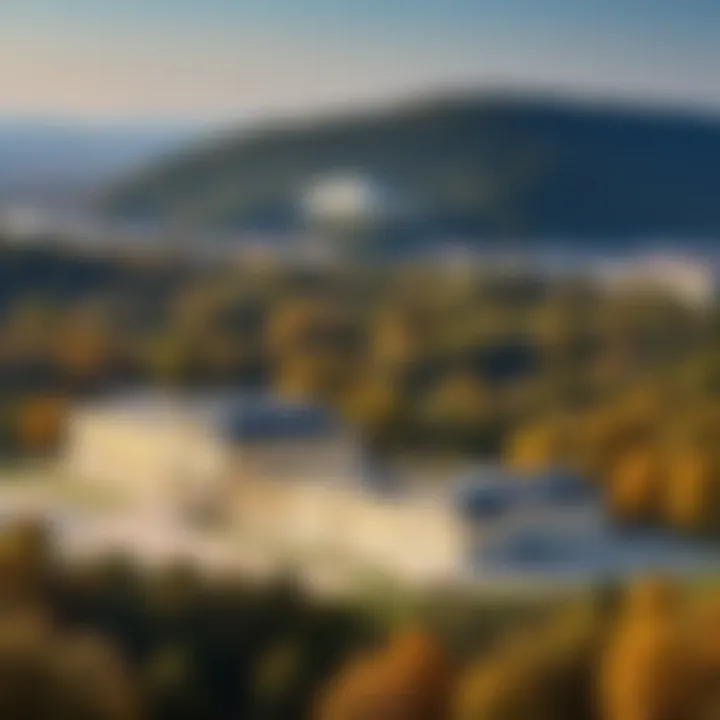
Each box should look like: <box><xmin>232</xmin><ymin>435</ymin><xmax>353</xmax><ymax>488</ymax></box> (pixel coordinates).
<box><xmin>1</xmin><ymin>0</ymin><xmax>719</xmax><ymax>123</ymax></box>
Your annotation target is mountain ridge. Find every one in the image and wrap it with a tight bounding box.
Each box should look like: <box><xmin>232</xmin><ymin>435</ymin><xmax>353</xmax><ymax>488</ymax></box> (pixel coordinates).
<box><xmin>102</xmin><ymin>93</ymin><xmax>720</xmax><ymax>241</ymax></box>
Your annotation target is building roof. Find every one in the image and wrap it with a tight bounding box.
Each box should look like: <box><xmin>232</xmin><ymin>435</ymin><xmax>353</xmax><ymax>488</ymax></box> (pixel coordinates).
<box><xmin>81</xmin><ymin>389</ymin><xmax>342</xmax><ymax>441</ymax></box>
<box><xmin>453</xmin><ymin>467</ymin><xmax>595</xmax><ymax>516</ymax></box>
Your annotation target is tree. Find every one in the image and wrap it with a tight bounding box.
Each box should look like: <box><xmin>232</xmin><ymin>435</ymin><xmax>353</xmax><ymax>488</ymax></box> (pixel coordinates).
<box><xmin>53</xmin><ymin>322</ymin><xmax>117</xmax><ymax>386</ymax></box>
<box><xmin>0</xmin><ymin>520</ymin><xmax>52</xmax><ymax>603</ymax></box>
<box><xmin>15</xmin><ymin>396</ymin><xmax>67</xmax><ymax>455</ymax></box>
<box><xmin>505</xmin><ymin>418</ymin><xmax>566</xmax><ymax>472</ymax></box>
<box><xmin>265</xmin><ymin>298</ymin><xmax>341</xmax><ymax>357</ymax></box>
<box><xmin>606</xmin><ymin>446</ymin><xmax>664</xmax><ymax>524</ymax></box>
<box><xmin>143</xmin><ymin>643</ymin><xmax>212</xmax><ymax>720</ymax></box>
<box><xmin>0</xmin><ymin>612</ymin><xmax>141</xmax><ymax>720</ymax></box>
<box><xmin>418</xmin><ymin>372</ymin><xmax>504</xmax><ymax>454</ymax></box>
<box><xmin>599</xmin><ymin>578</ymin><xmax>699</xmax><ymax>720</ymax></box>
<box><xmin>142</xmin><ymin>333</ymin><xmax>200</xmax><ymax>386</ymax></box>
<box><xmin>251</xmin><ymin>639</ymin><xmax>306</xmax><ymax>720</ymax></box>
<box><xmin>52</xmin><ymin>632</ymin><xmax>142</xmax><ymax>720</ymax></box>
<box><xmin>686</xmin><ymin>593</ymin><xmax>720</xmax><ymax>718</ymax></box>
<box><xmin>453</xmin><ymin>603</ymin><xmax>603</xmax><ymax>720</ymax></box>
<box><xmin>370</xmin><ymin>309</ymin><xmax>426</xmax><ymax>369</ymax></box>
<box><xmin>274</xmin><ymin>351</ymin><xmax>352</xmax><ymax>402</ymax></box>
<box><xmin>339</xmin><ymin>373</ymin><xmax>404</xmax><ymax>434</ymax></box>
<box><xmin>315</xmin><ymin>629</ymin><xmax>451</xmax><ymax>720</ymax></box>
<box><xmin>664</xmin><ymin>448</ymin><xmax>720</xmax><ymax>534</ymax></box>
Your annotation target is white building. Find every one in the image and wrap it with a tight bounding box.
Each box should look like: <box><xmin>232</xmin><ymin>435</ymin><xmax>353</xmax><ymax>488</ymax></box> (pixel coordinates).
<box><xmin>302</xmin><ymin>173</ymin><xmax>403</xmax><ymax>230</ymax></box>
<box><xmin>598</xmin><ymin>254</ymin><xmax>719</xmax><ymax>306</ymax></box>
<box><xmin>65</xmin><ymin>391</ymin><xmax>357</xmax><ymax>504</ymax></box>
<box><xmin>65</xmin><ymin>390</ymin><xmax>717</xmax><ymax>586</ymax></box>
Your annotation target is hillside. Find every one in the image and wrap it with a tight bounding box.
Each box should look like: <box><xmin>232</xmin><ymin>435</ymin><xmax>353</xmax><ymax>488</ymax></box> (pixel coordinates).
<box><xmin>103</xmin><ymin>94</ymin><xmax>720</xmax><ymax>241</ymax></box>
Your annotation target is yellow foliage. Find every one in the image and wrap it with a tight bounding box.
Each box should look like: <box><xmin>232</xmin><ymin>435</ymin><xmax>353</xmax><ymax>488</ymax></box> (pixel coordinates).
<box><xmin>578</xmin><ymin>400</ymin><xmax>659</xmax><ymax>481</ymax></box>
<box><xmin>599</xmin><ymin>579</ymin><xmax>699</xmax><ymax>720</ymax></box>
<box><xmin>266</xmin><ymin>299</ymin><xmax>353</xmax><ymax>357</ymax></box>
<box><xmin>370</xmin><ymin>308</ymin><xmax>426</xmax><ymax>367</ymax></box>
<box><xmin>420</xmin><ymin>373</ymin><xmax>489</xmax><ymax>428</ymax></box>
<box><xmin>623</xmin><ymin>576</ymin><xmax>680</xmax><ymax>617</ymax></box>
<box><xmin>505</xmin><ymin>419</ymin><xmax>565</xmax><ymax>472</ymax></box>
<box><xmin>454</xmin><ymin>604</ymin><xmax>603</xmax><ymax>720</ymax></box>
<box><xmin>340</xmin><ymin>375</ymin><xmax>402</xmax><ymax>429</ymax></box>
<box><xmin>607</xmin><ymin>446</ymin><xmax>664</xmax><ymax>523</ymax></box>
<box><xmin>274</xmin><ymin>352</ymin><xmax>351</xmax><ymax>401</ymax></box>
<box><xmin>664</xmin><ymin>449</ymin><xmax>720</xmax><ymax>533</ymax></box>
<box><xmin>616</xmin><ymin>385</ymin><xmax>666</xmax><ymax>427</ymax></box>
<box><xmin>453</xmin><ymin>654</ymin><xmax>536</xmax><ymax>720</ymax></box>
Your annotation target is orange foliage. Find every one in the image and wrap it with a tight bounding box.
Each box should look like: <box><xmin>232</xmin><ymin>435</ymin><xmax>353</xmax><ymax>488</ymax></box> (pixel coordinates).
<box><xmin>599</xmin><ymin>578</ymin><xmax>700</xmax><ymax>720</ymax></box>
<box><xmin>664</xmin><ymin>449</ymin><xmax>720</xmax><ymax>534</ymax></box>
<box><xmin>607</xmin><ymin>446</ymin><xmax>664</xmax><ymax>523</ymax></box>
<box><xmin>56</xmin><ymin>333</ymin><xmax>113</xmax><ymax>378</ymax></box>
<box><xmin>505</xmin><ymin>419</ymin><xmax>565</xmax><ymax>472</ymax></box>
<box><xmin>16</xmin><ymin>396</ymin><xmax>67</xmax><ymax>453</ymax></box>
<box><xmin>340</xmin><ymin>374</ymin><xmax>403</xmax><ymax>430</ymax></box>
<box><xmin>315</xmin><ymin>629</ymin><xmax>451</xmax><ymax>720</ymax></box>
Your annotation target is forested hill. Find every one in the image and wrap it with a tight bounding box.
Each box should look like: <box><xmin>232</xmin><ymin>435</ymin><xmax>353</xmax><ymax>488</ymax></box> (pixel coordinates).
<box><xmin>103</xmin><ymin>94</ymin><xmax>720</xmax><ymax>241</ymax></box>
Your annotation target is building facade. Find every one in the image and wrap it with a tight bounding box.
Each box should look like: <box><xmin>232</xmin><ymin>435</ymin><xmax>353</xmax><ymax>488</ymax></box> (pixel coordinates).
<box><xmin>65</xmin><ymin>391</ymin><xmax>714</xmax><ymax>586</ymax></box>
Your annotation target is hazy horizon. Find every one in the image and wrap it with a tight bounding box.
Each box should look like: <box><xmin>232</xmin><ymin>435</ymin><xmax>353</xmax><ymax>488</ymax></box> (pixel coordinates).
<box><xmin>4</xmin><ymin>85</ymin><xmax>720</xmax><ymax>132</ymax></box>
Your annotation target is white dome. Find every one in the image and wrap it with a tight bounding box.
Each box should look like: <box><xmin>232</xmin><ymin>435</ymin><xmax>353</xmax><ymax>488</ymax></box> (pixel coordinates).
<box><xmin>302</xmin><ymin>172</ymin><xmax>399</xmax><ymax>228</ymax></box>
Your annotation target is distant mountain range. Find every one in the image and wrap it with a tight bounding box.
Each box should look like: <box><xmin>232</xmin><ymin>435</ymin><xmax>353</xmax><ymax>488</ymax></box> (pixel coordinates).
<box><xmin>103</xmin><ymin>94</ymin><xmax>720</xmax><ymax>242</ymax></box>
<box><xmin>0</xmin><ymin>120</ymin><xmax>197</xmax><ymax>206</ymax></box>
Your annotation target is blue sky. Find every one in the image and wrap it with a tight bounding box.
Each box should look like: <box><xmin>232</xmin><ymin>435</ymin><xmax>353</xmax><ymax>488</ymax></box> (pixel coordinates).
<box><xmin>1</xmin><ymin>0</ymin><xmax>719</xmax><ymax>121</ymax></box>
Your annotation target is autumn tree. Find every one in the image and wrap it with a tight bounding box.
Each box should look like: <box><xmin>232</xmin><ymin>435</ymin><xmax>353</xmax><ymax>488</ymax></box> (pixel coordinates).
<box><xmin>599</xmin><ymin>577</ymin><xmax>700</xmax><ymax>720</ymax></box>
<box><xmin>0</xmin><ymin>609</ymin><xmax>141</xmax><ymax>719</ymax></box>
<box><xmin>664</xmin><ymin>448</ymin><xmax>720</xmax><ymax>535</ymax></box>
<box><xmin>0</xmin><ymin>520</ymin><xmax>52</xmax><ymax>604</ymax></box>
<box><xmin>315</xmin><ymin>629</ymin><xmax>451</xmax><ymax>720</ymax></box>
<box><xmin>15</xmin><ymin>395</ymin><xmax>67</xmax><ymax>455</ymax></box>
<box><xmin>505</xmin><ymin>417</ymin><xmax>567</xmax><ymax>472</ymax></box>
<box><xmin>274</xmin><ymin>351</ymin><xmax>353</xmax><ymax>402</ymax></box>
<box><xmin>453</xmin><ymin>602</ymin><xmax>604</xmax><ymax>720</ymax></box>
<box><xmin>606</xmin><ymin>445</ymin><xmax>665</xmax><ymax>525</ymax></box>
